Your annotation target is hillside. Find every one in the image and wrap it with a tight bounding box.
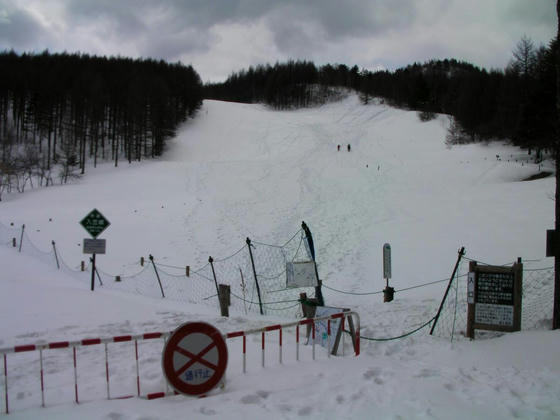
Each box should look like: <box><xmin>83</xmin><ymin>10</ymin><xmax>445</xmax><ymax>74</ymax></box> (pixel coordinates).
<box><xmin>0</xmin><ymin>95</ymin><xmax>558</xmax><ymax>419</ymax></box>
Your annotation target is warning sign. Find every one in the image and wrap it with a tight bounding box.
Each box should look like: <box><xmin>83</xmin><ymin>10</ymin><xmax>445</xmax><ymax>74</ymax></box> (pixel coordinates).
<box><xmin>162</xmin><ymin>322</ymin><xmax>228</xmax><ymax>396</ymax></box>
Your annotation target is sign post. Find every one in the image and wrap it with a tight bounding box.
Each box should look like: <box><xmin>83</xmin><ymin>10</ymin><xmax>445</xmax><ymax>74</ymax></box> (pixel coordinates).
<box><xmin>382</xmin><ymin>243</ymin><xmax>394</xmax><ymax>302</ymax></box>
<box><xmin>80</xmin><ymin>209</ymin><xmax>110</xmax><ymax>291</ymax></box>
<box><xmin>162</xmin><ymin>322</ymin><xmax>228</xmax><ymax>396</ymax></box>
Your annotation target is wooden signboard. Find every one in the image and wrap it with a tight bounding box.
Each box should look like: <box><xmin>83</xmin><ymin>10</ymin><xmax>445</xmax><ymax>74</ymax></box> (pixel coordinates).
<box><xmin>466</xmin><ymin>260</ymin><xmax>522</xmax><ymax>339</ymax></box>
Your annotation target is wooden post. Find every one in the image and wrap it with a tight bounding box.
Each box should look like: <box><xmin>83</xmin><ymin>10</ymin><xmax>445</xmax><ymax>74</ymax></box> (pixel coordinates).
<box><xmin>81</xmin><ymin>261</ymin><xmax>85</xmax><ymax>271</ymax></box>
<box><xmin>186</xmin><ymin>266</ymin><xmax>190</xmax><ymax>277</ymax></box>
<box><xmin>218</xmin><ymin>284</ymin><xmax>231</xmax><ymax>317</ymax></box>
<box><xmin>12</xmin><ymin>238</ymin><xmax>16</xmax><ymax>247</ymax></box>
<box><xmin>300</xmin><ymin>292</ymin><xmax>318</xmax><ymax>341</ymax></box>
<box><xmin>466</xmin><ymin>261</ymin><xmax>476</xmax><ymax>339</ymax></box>
<box><xmin>140</xmin><ymin>257</ymin><xmax>144</xmax><ymax>266</ymax></box>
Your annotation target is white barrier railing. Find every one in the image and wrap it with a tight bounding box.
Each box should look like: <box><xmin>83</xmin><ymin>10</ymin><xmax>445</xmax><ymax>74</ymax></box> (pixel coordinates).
<box><xmin>1</xmin><ymin>311</ymin><xmax>359</xmax><ymax>412</ymax></box>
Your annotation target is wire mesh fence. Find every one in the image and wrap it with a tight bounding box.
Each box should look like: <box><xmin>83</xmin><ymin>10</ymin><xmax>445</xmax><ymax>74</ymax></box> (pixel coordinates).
<box><xmin>431</xmin><ymin>258</ymin><xmax>554</xmax><ymax>341</ymax></box>
<box><xmin>0</xmin><ymin>221</ymin><xmax>315</xmax><ymax>319</ymax></box>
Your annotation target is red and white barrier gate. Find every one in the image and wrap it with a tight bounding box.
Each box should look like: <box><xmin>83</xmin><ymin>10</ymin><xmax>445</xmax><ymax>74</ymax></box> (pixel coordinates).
<box><xmin>1</xmin><ymin>311</ymin><xmax>359</xmax><ymax>413</ymax></box>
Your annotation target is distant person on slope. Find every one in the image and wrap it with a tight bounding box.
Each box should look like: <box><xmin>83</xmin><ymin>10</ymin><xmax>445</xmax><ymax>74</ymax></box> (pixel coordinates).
<box><xmin>347</xmin><ymin>144</ymin><xmax>351</xmax><ymax>152</ymax></box>
<box><xmin>337</xmin><ymin>144</ymin><xmax>341</xmax><ymax>151</ymax></box>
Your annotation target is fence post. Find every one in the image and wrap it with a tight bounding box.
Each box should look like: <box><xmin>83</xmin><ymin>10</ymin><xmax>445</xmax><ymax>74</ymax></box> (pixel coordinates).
<box><xmin>12</xmin><ymin>238</ymin><xmax>16</xmax><ymax>248</ymax></box>
<box><xmin>430</xmin><ymin>247</ymin><xmax>465</xmax><ymax>335</ymax></box>
<box><xmin>52</xmin><ymin>240</ymin><xmax>60</xmax><ymax>269</ymax></box>
<box><xmin>219</xmin><ymin>284</ymin><xmax>231</xmax><ymax>317</ymax></box>
<box><xmin>18</xmin><ymin>224</ymin><xmax>25</xmax><ymax>253</ymax></box>
<box><xmin>140</xmin><ymin>257</ymin><xmax>144</xmax><ymax>267</ymax></box>
<box><xmin>246</xmin><ymin>237</ymin><xmax>264</xmax><ymax>315</ymax></box>
<box><xmin>81</xmin><ymin>261</ymin><xmax>85</xmax><ymax>272</ymax></box>
<box><xmin>149</xmin><ymin>255</ymin><xmax>165</xmax><ymax>298</ymax></box>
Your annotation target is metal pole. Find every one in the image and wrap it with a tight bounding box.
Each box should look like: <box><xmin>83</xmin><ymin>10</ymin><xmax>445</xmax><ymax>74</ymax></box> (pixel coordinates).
<box><xmin>209</xmin><ymin>257</ymin><xmax>220</xmax><ymax>296</ymax></box>
<box><xmin>302</xmin><ymin>221</ymin><xmax>324</xmax><ymax>306</ymax></box>
<box><xmin>52</xmin><ymin>241</ymin><xmax>60</xmax><ymax>269</ymax></box>
<box><xmin>90</xmin><ymin>254</ymin><xmax>96</xmax><ymax>291</ymax></box>
<box><xmin>18</xmin><ymin>224</ymin><xmax>25</xmax><ymax>253</ymax></box>
<box><xmin>149</xmin><ymin>255</ymin><xmax>165</xmax><ymax>298</ymax></box>
<box><xmin>430</xmin><ymin>247</ymin><xmax>465</xmax><ymax>335</ymax></box>
<box><xmin>246</xmin><ymin>237</ymin><xmax>264</xmax><ymax>315</ymax></box>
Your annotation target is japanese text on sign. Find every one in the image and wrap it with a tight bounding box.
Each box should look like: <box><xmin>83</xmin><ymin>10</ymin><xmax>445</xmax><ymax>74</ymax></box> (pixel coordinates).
<box><xmin>476</xmin><ymin>272</ymin><xmax>514</xmax><ymax>306</ymax></box>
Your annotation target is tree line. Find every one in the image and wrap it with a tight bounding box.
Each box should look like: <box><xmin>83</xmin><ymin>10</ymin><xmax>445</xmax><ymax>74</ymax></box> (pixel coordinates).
<box><xmin>205</xmin><ymin>37</ymin><xmax>556</xmax><ymax>155</ymax></box>
<box><xmin>0</xmin><ymin>51</ymin><xmax>202</xmax><ymax>199</ymax></box>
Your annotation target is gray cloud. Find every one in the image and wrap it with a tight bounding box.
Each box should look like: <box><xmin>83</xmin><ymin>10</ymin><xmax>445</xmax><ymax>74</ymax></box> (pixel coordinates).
<box><xmin>0</xmin><ymin>0</ymin><xmax>556</xmax><ymax>81</ymax></box>
<box><xmin>0</xmin><ymin>2</ymin><xmax>52</xmax><ymax>50</ymax></box>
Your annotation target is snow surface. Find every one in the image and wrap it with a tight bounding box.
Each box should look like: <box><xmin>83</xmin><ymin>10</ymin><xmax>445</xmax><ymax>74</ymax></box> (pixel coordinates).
<box><xmin>1</xmin><ymin>94</ymin><xmax>559</xmax><ymax>419</ymax></box>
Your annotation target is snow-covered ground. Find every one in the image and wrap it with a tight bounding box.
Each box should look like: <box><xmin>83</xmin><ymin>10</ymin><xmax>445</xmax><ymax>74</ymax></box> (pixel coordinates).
<box><xmin>1</xmin><ymin>94</ymin><xmax>559</xmax><ymax>419</ymax></box>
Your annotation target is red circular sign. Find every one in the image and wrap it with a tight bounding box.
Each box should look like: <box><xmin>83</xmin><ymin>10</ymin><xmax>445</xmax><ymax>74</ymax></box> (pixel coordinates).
<box><xmin>162</xmin><ymin>322</ymin><xmax>228</xmax><ymax>396</ymax></box>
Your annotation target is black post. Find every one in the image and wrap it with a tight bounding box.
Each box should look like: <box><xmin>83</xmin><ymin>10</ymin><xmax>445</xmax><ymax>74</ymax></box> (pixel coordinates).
<box><xmin>246</xmin><ymin>237</ymin><xmax>264</xmax><ymax>315</ymax></box>
<box><xmin>302</xmin><ymin>221</ymin><xmax>324</xmax><ymax>306</ymax></box>
<box><xmin>90</xmin><ymin>253</ymin><xmax>96</xmax><ymax>291</ymax></box>
<box><xmin>553</xmin><ymin>0</ymin><xmax>560</xmax><ymax>330</ymax></box>
<box><xmin>149</xmin><ymin>254</ymin><xmax>165</xmax><ymax>298</ymax></box>
<box><xmin>18</xmin><ymin>224</ymin><xmax>25</xmax><ymax>253</ymax></box>
<box><xmin>430</xmin><ymin>247</ymin><xmax>465</xmax><ymax>335</ymax></box>
<box><xmin>52</xmin><ymin>240</ymin><xmax>60</xmax><ymax>269</ymax></box>
<box><xmin>209</xmin><ymin>256</ymin><xmax>220</xmax><ymax>296</ymax></box>
<box><xmin>95</xmin><ymin>265</ymin><xmax>103</xmax><ymax>286</ymax></box>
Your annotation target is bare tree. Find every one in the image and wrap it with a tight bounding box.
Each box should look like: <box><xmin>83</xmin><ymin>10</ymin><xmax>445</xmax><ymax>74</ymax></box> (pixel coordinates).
<box><xmin>509</xmin><ymin>35</ymin><xmax>537</xmax><ymax>77</ymax></box>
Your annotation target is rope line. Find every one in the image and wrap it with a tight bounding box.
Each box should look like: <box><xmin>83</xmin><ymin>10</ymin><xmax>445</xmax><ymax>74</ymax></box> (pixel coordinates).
<box><xmin>348</xmin><ymin>316</ymin><xmax>436</xmax><ymax>342</ymax></box>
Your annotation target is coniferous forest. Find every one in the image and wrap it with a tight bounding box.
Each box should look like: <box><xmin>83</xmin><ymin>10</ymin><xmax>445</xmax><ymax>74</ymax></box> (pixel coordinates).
<box><xmin>0</xmin><ymin>51</ymin><xmax>202</xmax><ymax>198</ymax></box>
<box><xmin>205</xmin><ymin>37</ymin><xmax>556</xmax><ymax>156</ymax></box>
<box><xmin>0</xmin><ymin>35</ymin><xmax>556</xmax><ymax>200</ymax></box>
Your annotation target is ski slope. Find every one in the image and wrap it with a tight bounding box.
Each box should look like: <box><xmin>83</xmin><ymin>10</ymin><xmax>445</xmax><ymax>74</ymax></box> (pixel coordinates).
<box><xmin>1</xmin><ymin>94</ymin><xmax>559</xmax><ymax>419</ymax></box>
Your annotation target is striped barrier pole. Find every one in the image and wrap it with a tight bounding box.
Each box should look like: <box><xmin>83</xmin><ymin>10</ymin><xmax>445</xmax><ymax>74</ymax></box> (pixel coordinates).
<box><xmin>0</xmin><ymin>312</ymin><xmax>360</xmax><ymax>411</ymax></box>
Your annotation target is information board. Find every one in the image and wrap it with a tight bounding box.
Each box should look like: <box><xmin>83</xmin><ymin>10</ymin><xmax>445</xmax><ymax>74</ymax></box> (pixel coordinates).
<box><xmin>466</xmin><ymin>260</ymin><xmax>522</xmax><ymax>338</ymax></box>
<box><xmin>286</xmin><ymin>261</ymin><xmax>318</xmax><ymax>288</ymax></box>
<box><xmin>83</xmin><ymin>238</ymin><xmax>106</xmax><ymax>254</ymax></box>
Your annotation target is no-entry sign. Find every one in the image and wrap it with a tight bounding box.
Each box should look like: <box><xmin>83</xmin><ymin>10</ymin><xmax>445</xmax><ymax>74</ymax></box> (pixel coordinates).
<box><xmin>162</xmin><ymin>322</ymin><xmax>228</xmax><ymax>396</ymax></box>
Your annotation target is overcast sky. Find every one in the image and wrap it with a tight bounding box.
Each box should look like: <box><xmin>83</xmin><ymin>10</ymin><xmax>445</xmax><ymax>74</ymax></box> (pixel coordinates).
<box><xmin>0</xmin><ymin>0</ymin><xmax>556</xmax><ymax>83</ymax></box>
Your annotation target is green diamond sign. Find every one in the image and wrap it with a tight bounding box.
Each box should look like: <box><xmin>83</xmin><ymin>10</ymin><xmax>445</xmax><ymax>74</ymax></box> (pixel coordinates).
<box><xmin>80</xmin><ymin>209</ymin><xmax>110</xmax><ymax>238</ymax></box>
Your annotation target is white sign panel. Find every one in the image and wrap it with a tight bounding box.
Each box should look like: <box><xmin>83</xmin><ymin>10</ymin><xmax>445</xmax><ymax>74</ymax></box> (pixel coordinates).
<box><xmin>475</xmin><ymin>303</ymin><xmax>514</xmax><ymax>326</ymax></box>
<box><xmin>467</xmin><ymin>272</ymin><xmax>475</xmax><ymax>304</ymax></box>
<box><xmin>83</xmin><ymin>238</ymin><xmax>106</xmax><ymax>254</ymax></box>
<box><xmin>286</xmin><ymin>261</ymin><xmax>318</xmax><ymax>288</ymax></box>
<box><xmin>383</xmin><ymin>243</ymin><xmax>391</xmax><ymax>279</ymax></box>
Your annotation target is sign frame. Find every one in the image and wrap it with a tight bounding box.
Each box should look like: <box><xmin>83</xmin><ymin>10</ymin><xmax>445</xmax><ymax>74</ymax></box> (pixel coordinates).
<box><xmin>466</xmin><ymin>260</ymin><xmax>522</xmax><ymax>339</ymax></box>
<box><xmin>162</xmin><ymin>321</ymin><xmax>228</xmax><ymax>396</ymax></box>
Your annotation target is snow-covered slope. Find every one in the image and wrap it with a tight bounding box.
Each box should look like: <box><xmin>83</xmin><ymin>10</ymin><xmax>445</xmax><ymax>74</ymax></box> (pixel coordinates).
<box><xmin>1</xmin><ymin>94</ymin><xmax>558</xmax><ymax>419</ymax></box>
